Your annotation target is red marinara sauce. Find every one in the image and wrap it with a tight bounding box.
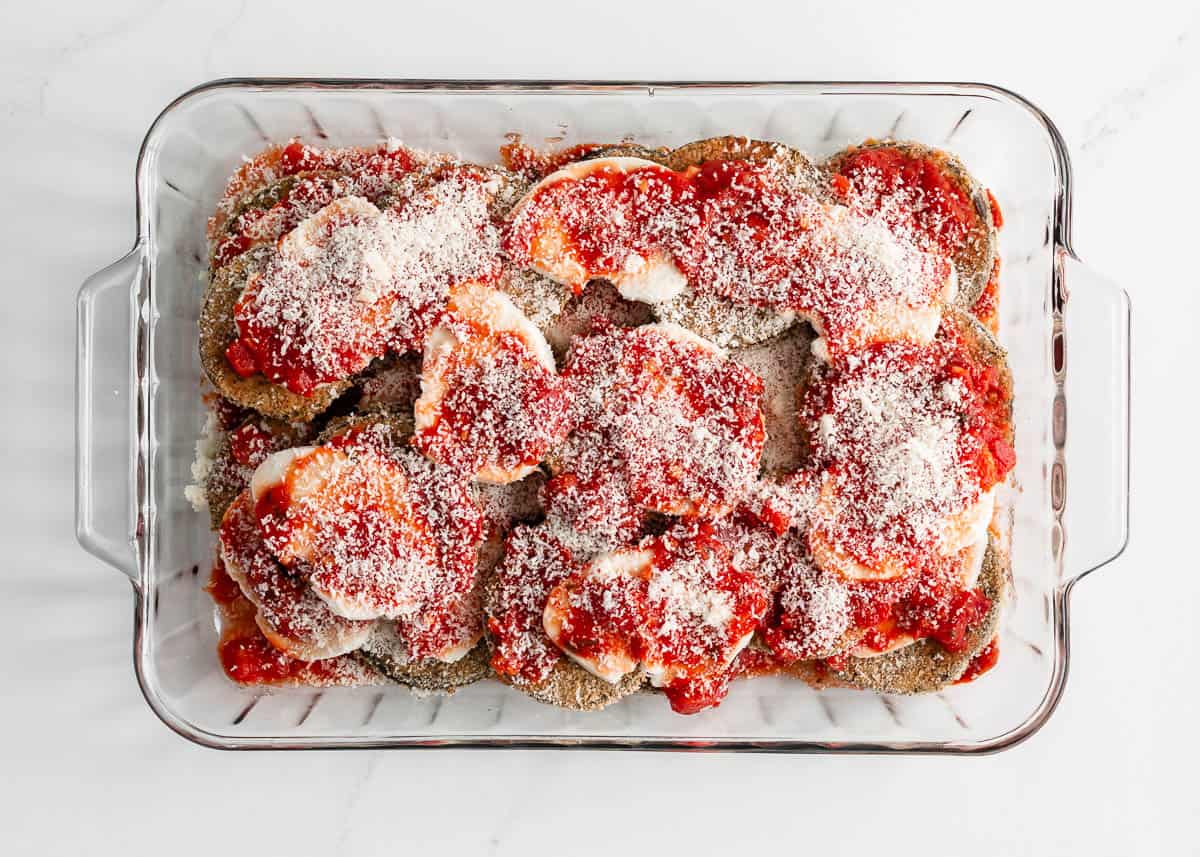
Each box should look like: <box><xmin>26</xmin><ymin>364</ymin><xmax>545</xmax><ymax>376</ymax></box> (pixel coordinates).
<box><xmin>499</xmin><ymin>140</ymin><xmax>608</xmax><ymax>180</ymax></box>
<box><xmin>217</xmin><ymin>627</ymin><xmax>371</xmax><ymax>686</ymax></box>
<box><xmin>252</xmin><ymin>423</ymin><xmax>484</xmax><ymax>625</ymax></box>
<box><xmin>205</xmin><ymin>557</ymin><xmax>244</xmax><ymax>609</ymax></box>
<box><xmin>394</xmin><ymin>595</ymin><xmax>483</xmax><ymax>663</ymax></box>
<box><xmin>554</xmin><ymin>566</ymin><xmax>648</xmax><ymax>670</ymax></box>
<box><xmin>956</xmin><ymin>636</ymin><xmax>1000</xmax><ymax>684</ymax></box>
<box><xmin>830</xmin><ymin>146</ymin><xmax>980</xmax><ymax>257</ymax></box>
<box><xmin>985</xmin><ymin>188</ymin><xmax>1004</xmax><ymax>229</ymax></box>
<box><xmin>673</xmin><ymin>158</ymin><xmax>822</xmax><ymax>304</ymax></box>
<box><xmin>541</xmin><ymin>469</ymin><xmax>645</xmax><ymax>552</ymax></box>
<box><xmin>548</xmin><ymin>523</ymin><xmax>768</xmax><ymax>714</ymax></box>
<box><xmin>503</xmin><ymin>162</ymin><xmax>693</xmax><ymax>291</ymax></box>
<box><xmin>557</xmin><ymin>322</ymin><xmax>765</xmax><ymax>519</ymax></box>
<box><xmin>218</xmin><ymin>634</ymin><xmax>335</xmax><ymax>685</ymax></box>
<box><xmin>228</xmin><ymin>422</ymin><xmax>275</xmax><ymax>467</ymax></box>
<box><xmin>412</xmin><ymin>324</ymin><xmax>571</xmax><ymax>480</ymax></box>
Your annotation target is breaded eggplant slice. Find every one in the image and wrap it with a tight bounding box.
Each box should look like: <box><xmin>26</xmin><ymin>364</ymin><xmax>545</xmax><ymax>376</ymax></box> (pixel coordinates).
<box><xmin>580</xmin><ymin>143</ymin><xmax>671</xmax><ymax>165</ymax></box>
<box><xmin>496</xmin><ymin>266</ymin><xmax>573</xmax><ymax>336</ymax></box>
<box><xmin>355</xmin><ymin>354</ymin><xmax>424</xmax><ymax>414</ymax></box>
<box><xmin>480</xmin><ymin>163</ymin><xmax>533</xmax><ymax>220</ymax></box>
<box><xmin>355</xmin><ymin>625</ymin><xmax>492</xmax><ymax>692</ymax></box>
<box><xmin>498</xmin><ymin>659</ymin><xmax>647</xmax><ymax>712</ymax></box>
<box><xmin>654</xmin><ymin>136</ymin><xmax>827</xmax><ymax>347</ymax></box>
<box><xmin>793</xmin><ymin>536</ymin><xmax>1008</xmax><ymax>694</ymax></box>
<box><xmin>730</xmin><ymin>324</ymin><xmax>815</xmax><ymax>473</ymax></box>
<box><xmin>199</xmin><ymin>247</ymin><xmax>353</xmax><ymax>422</ymax></box>
<box><xmin>824</xmin><ymin>140</ymin><xmax>999</xmax><ymax>310</ymax></box>
<box><xmin>655</xmin><ymin>291</ymin><xmax>797</xmax><ymax>351</ymax></box>
<box><xmin>211</xmin><ymin>169</ymin><xmax>368</xmax><ymax>270</ymax></box>
<box><xmin>782</xmin><ymin>305</ymin><xmax>1013</xmax><ymax>662</ymax></box>
<box><xmin>316</xmin><ymin>409</ymin><xmax>414</xmax><ymax>446</ymax></box>
<box><xmin>666</xmin><ymin>135</ymin><xmax>827</xmax><ymax>195</ymax></box>
<box><xmin>543</xmin><ymin>279</ymin><xmax>654</xmax><ymax>363</ymax></box>
<box><xmin>203</xmin><ymin>415</ymin><xmax>312</xmax><ymax>529</ymax></box>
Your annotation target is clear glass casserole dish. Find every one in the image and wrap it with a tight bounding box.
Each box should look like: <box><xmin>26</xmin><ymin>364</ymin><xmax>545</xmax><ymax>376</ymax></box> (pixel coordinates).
<box><xmin>75</xmin><ymin>80</ymin><xmax>1130</xmax><ymax>752</ymax></box>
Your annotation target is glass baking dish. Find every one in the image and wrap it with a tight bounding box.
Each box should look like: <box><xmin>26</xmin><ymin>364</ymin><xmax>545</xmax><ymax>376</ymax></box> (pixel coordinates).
<box><xmin>75</xmin><ymin>80</ymin><xmax>1130</xmax><ymax>752</ymax></box>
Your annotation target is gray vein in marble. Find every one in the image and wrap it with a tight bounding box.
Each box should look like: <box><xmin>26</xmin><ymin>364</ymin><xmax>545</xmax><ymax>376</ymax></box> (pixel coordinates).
<box><xmin>1080</xmin><ymin>29</ymin><xmax>1195</xmax><ymax>162</ymax></box>
<box><xmin>335</xmin><ymin>752</ymin><xmax>381</xmax><ymax>857</ymax></box>
<box><xmin>34</xmin><ymin>0</ymin><xmax>168</xmax><ymax>117</ymax></box>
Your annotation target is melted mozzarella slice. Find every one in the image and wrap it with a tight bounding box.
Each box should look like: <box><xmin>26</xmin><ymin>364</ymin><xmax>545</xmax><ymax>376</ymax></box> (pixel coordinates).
<box><xmin>648</xmin><ymin>320</ymin><xmax>727</xmax><ymax>357</ymax></box>
<box><xmin>807</xmin><ymin>478</ymin><xmax>909</xmax><ymax>582</ymax></box>
<box><xmin>543</xmin><ymin>531</ymin><xmax>764</xmax><ymax>689</ymax></box>
<box><xmin>249</xmin><ymin>434</ymin><xmax>482</xmax><ymax>623</ymax></box>
<box><xmin>940</xmin><ymin>485</ymin><xmax>997</xmax><ymax>556</ymax></box>
<box><xmin>250</xmin><ymin>446</ymin><xmax>317</xmax><ymax>503</ymax></box>
<box><xmin>808</xmin><ymin>478</ymin><xmax>995</xmax><ymax>582</ymax></box>
<box><xmin>848</xmin><ymin>534</ymin><xmax>989</xmax><ymax>659</ymax></box>
<box><xmin>413</xmin><ymin>281</ymin><xmax>566</xmax><ymax>484</ymax></box>
<box><xmin>250</xmin><ymin>445</ymin><xmax>422</xmax><ymax>619</ymax></box>
<box><xmin>508</xmin><ymin>157</ymin><xmax>689</xmax><ymax>299</ymax></box>
<box><xmin>612</xmin><ymin>248</ymin><xmax>688</xmax><ymax>303</ymax></box>
<box><xmin>542</xmin><ymin>549</ymin><xmax>651</xmax><ymax>683</ymax></box>
<box><xmin>219</xmin><ymin>491</ymin><xmax>375</xmax><ymax>661</ymax></box>
<box><xmin>801</xmin><ymin>211</ymin><xmax>957</xmax><ymax>363</ymax></box>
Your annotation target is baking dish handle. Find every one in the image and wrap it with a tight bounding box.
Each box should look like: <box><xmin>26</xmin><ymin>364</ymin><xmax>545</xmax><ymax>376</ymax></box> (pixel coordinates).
<box><xmin>1057</xmin><ymin>250</ymin><xmax>1131</xmax><ymax>583</ymax></box>
<box><xmin>76</xmin><ymin>247</ymin><xmax>145</xmax><ymax>583</ymax></box>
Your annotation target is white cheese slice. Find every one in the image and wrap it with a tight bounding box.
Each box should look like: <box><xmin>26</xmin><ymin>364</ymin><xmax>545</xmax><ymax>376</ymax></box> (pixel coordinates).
<box><xmin>414</xmin><ymin>281</ymin><xmax>559</xmax><ymax>484</ymax></box>
<box><xmin>512</xmin><ymin>157</ymin><xmax>687</xmax><ymax>295</ymax></box>
<box><xmin>542</xmin><ymin>548</ymin><xmax>652</xmax><ymax>684</ymax></box>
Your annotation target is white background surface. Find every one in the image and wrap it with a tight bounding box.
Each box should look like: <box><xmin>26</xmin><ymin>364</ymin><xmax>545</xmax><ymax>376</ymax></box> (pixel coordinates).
<box><xmin>3</xmin><ymin>1</ymin><xmax>1197</xmax><ymax>854</ymax></box>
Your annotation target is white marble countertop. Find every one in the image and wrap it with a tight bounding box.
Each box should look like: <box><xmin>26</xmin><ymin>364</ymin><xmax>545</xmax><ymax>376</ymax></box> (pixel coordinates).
<box><xmin>3</xmin><ymin>1</ymin><xmax>1197</xmax><ymax>854</ymax></box>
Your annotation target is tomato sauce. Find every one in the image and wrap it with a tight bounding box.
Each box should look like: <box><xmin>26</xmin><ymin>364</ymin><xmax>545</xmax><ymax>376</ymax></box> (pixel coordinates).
<box><xmin>548</xmin><ymin>523</ymin><xmax>768</xmax><ymax>713</ymax></box>
<box><xmin>412</xmin><ymin>325</ymin><xmax>571</xmax><ymax>479</ymax></box>
<box><xmin>985</xmin><ymin>189</ymin><xmax>1004</xmax><ymax>229</ymax></box>
<box><xmin>956</xmin><ymin>636</ymin><xmax>1000</xmax><ymax>683</ymax></box>
<box><xmin>674</xmin><ymin>158</ymin><xmax>824</xmax><ymax>305</ymax></box>
<box><xmin>558</xmin><ymin>323</ymin><xmax>764</xmax><ymax>519</ymax></box>
<box><xmin>541</xmin><ymin>469</ymin><xmax>644</xmax><ymax>553</ymax></box>
<box><xmin>499</xmin><ymin>140</ymin><xmax>608</xmax><ymax>180</ymax></box>
<box><xmin>506</xmin><ymin>155</ymin><xmax>951</xmax><ymax>358</ymax></box>
<box><xmin>226</xmin><ymin>197</ymin><xmax>402</xmax><ymax>397</ymax></box>
<box><xmin>205</xmin><ymin>557</ymin><xmax>244</xmax><ymax>609</ymax></box>
<box><xmin>252</xmin><ymin>424</ymin><xmax>483</xmax><ymax>623</ymax></box>
<box><xmin>830</xmin><ymin>147</ymin><xmax>979</xmax><ymax>257</ymax></box>
<box><xmin>228</xmin><ymin>422</ymin><xmax>275</xmax><ymax>468</ymax></box>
